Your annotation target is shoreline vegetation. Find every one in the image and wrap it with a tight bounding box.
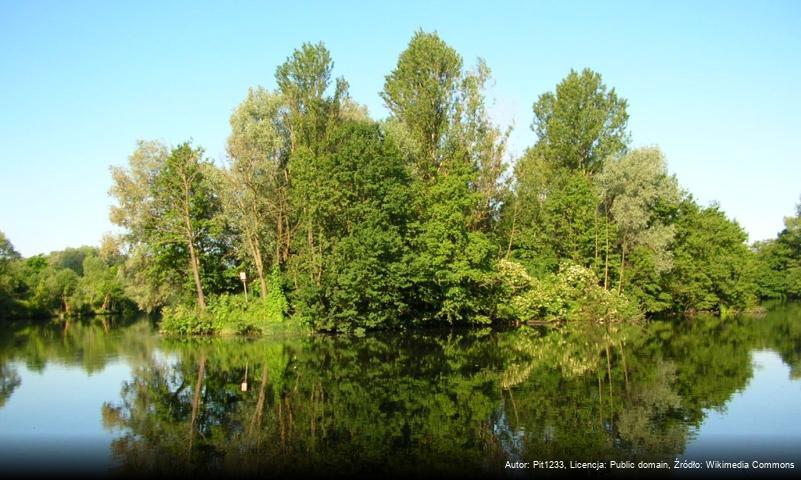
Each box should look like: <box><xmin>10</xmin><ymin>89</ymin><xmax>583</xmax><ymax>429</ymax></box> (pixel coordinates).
<box><xmin>2</xmin><ymin>31</ymin><xmax>800</xmax><ymax>336</ymax></box>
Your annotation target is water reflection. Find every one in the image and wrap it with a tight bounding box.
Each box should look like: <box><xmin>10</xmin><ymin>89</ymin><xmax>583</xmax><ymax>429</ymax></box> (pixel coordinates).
<box><xmin>0</xmin><ymin>304</ymin><xmax>800</xmax><ymax>477</ymax></box>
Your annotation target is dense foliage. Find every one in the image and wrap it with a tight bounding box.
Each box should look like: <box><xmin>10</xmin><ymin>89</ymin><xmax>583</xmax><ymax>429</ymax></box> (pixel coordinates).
<box><xmin>0</xmin><ymin>237</ymin><xmax>134</xmax><ymax>319</ymax></box>
<box><xmin>1</xmin><ymin>30</ymin><xmax>796</xmax><ymax>331</ymax></box>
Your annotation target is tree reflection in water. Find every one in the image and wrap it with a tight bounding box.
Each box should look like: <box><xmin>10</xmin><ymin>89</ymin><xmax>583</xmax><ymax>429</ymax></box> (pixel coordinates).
<box><xmin>98</xmin><ymin>304</ymin><xmax>801</xmax><ymax>477</ymax></box>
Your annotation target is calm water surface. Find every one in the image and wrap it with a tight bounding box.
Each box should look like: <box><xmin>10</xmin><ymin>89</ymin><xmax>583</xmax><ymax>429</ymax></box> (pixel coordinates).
<box><xmin>1</xmin><ymin>305</ymin><xmax>800</xmax><ymax>477</ymax></box>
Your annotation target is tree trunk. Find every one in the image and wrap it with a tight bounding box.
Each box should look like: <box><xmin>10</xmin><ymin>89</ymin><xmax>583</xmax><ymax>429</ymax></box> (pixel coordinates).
<box><xmin>245</xmin><ymin>230</ymin><xmax>268</xmax><ymax>300</ymax></box>
<box><xmin>604</xmin><ymin>207</ymin><xmax>610</xmax><ymax>290</ymax></box>
<box><xmin>606</xmin><ymin>345</ymin><xmax>614</xmax><ymax>426</ymax></box>
<box><xmin>187</xmin><ymin>244</ymin><xmax>206</xmax><ymax>310</ymax></box>
<box><xmin>506</xmin><ymin>198</ymin><xmax>519</xmax><ymax>258</ymax></box>
<box><xmin>618</xmin><ymin>242</ymin><xmax>626</xmax><ymax>294</ymax></box>
<box><xmin>594</xmin><ymin>207</ymin><xmax>599</xmax><ymax>270</ymax></box>
<box><xmin>182</xmin><ymin>174</ymin><xmax>206</xmax><ymax>310</ymax></box>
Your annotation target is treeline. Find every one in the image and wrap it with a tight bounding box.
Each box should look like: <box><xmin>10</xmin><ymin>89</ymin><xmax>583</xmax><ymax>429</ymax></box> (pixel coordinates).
<box><xmin>2</xmin><ymin>31</ymin><xmax>799</xmax><ymax>330</ymax></box>
<box><xmin>0</xmin><ymin>235</ymin><xmax>134</xmax><ymax>318</ymax></box>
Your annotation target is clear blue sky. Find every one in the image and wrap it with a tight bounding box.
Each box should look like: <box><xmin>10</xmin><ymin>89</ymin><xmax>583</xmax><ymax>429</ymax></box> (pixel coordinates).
<box><xmin>1</xmin><ymin>0</ymin><xmax>799</xmax><ymax>257</ymax></box>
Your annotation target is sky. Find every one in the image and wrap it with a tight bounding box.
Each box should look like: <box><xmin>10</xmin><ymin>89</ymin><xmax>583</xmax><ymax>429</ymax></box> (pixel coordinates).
<box><xmin>1</xmin><ymin>0</ymin><xmax>799</xmax><ymax>257</ymax></box>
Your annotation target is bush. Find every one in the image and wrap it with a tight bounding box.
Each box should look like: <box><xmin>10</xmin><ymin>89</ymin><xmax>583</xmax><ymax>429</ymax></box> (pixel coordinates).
<box><xmin>159</xmin><ymin>304</ymin><xmax>218</xmax><ymax>336</ymax></box>
<box><xmin>496</xmin><ymin>259</ymin><xmax>641</xmax><ymax>325</ymax></box>
<box><xmin>160</xmin><ymin>270</ymin><xmax>289</xmax><ymax>336</ymax></box>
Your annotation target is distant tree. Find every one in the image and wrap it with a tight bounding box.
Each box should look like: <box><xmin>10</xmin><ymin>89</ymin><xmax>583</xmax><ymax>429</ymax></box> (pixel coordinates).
<box><xmin>0</xmin><ymin>231</ymin><xmax>22</xmax><ymax>315</ymax></box>
<box><xmin>48</xmin><ymin>246</ymin><xmax>97</xmax><ymax>276</ymax></box>
<box><xmin>754</xmin><ymin>197</ymin><xmax>801</xmax><ymax>299</ymax></box>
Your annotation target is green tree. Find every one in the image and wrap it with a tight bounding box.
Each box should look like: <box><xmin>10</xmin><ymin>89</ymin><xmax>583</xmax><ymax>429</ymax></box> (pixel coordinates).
<box><xmin>381</xmin><ymin>30</ymin><xmax>463</xmax><ymax>181</ymax></box>
<box><xmin>531</xmin><ymin>68</ymin><xmax>629</xmax><ymax>174</ymax></box>
<box><xmin>110</xmin><ymin>141</ymin><xmax>227</xmax><ymax>311</ymax></box>
<box><xmin>596</xmin><ymin>147</ymin><xmax>680</xmax><ymax>294</ymax></box>
<box><xmin>288</xmin><ymin>121</ymin><xmax>411</xmax><ymax>331</ymax></box>
<box><xmin>753</xmin><ymin>197</ymin><xmax>801</xmax><ymax>299</ymax></box>
<box><xmin>78</xmin><ymin>255</ymin><xmax>127</xmax><ymax>313</ymax></box>
<box><xmin>0</xmin><ymin>231</ymin><xmax>22</xmax><ymax>316</ymax></box>
<box><xmin>667</xmin><ymin>199</ymin><xmax>757</xmax><ymax>313</ymax></box>
<box><xmin>276</xmin><ymin>41</ymin><xmax>347</xmax><ymax>155</ymax></box>
<box><xmin>382</xmin><ymin>31</ymin><xmax>498</xmax><ymax>325</ymax></box>
<box><xmin>224</xmin><ymin>87</ymin><xmax>287</xmax><ymax>296</ymax></box>
<box><xmin>503</xmin><ymin>156</ymin><xmax>600</xmax><ymax>275</ymax></box>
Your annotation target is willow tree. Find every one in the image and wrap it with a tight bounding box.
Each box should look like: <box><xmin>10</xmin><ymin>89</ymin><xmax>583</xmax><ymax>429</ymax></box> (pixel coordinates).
<box><xmin>224</xmin><ymin>87</ymin><xmax>286</xmax><ymax>297</ymax></box>
<box><xmin>596</xmin><ymin>147</ymin><xmax>680</xmax><ymax>293</ymax></box>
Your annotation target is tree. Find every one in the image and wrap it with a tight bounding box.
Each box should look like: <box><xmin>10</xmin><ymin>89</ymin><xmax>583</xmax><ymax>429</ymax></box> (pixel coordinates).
<box><xmin>78</xmin><ymin>255</ymin><xmax>126</xmax><ymax>313</ymax></box>
<box><xmin>224</xmin><ymin>87</ymin><xmax>287</xmax><ymax>296</ymax></box>
<box><xmin>381</xmin><ymin>30</ymin><xmax>463</xmax><ymax>181</ymax></box>
<box><xmin>276</xmin><ymin>42</ymin><xmax>349</xmax><ymax>292</ymax></box>
<box><xmin>110</xmin><ymin>141</ymin><xmax>226</xmax><ymax>311</ymax></box>
<box><xmin>451</xmin><ymin>59</ymin><xmax>511</xmax><ymax>233</ymax></box>
<box><xmin>503</xmin><ymin>153</ymin><xmax>600</xmax><ymax>275</ymax></box>
<box><xmin>0</xmin><ymin>231</ymin><xmax>22</xmax><ymax>316</ymax></box>
<box><xmin>596</xmin><ymin>147</ymin><xmax>680</xmax><ymax>294</ymax></box>
<box><xmin>276</xmin><ymin>41</ymin><xmax>347</xmax><ymax>155</ymax></box>
<box><xmin>667</xmin><ymin>199</ymin><xmax>757</xmax><ymax>313</ymax></box>
<box><xmin>531</xmin><ymin>68</ymin><xmax>629</xmax><ymax>174</ymax></box>
<box><xmin>288</xmin><ymin>121</ymin><xmax>412</xmax><ymax>331</ymax></box>
<box><xmin>503</xmin><ymin>68</ymin><xmax>628</xmax><ymax>282</ymax></box>
<box><xmin>753</xmin><ymin>196</ymin><xmax>801</xmax><ymax>299</ymax></box>
<box><xmin>382</xmin><ymin>31</ymin><xmax>498</xmax><ymax>325</ymax></box>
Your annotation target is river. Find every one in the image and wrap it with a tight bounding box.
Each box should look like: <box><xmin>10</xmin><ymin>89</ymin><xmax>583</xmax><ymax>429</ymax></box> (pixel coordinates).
<box><xmin>1</xmin><ymin>303</ymin><xmax>799</xmax><ymax>477</ymax></box>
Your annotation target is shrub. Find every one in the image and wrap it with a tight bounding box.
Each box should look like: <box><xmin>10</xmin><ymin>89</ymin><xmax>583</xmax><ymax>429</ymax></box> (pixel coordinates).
<box><xmin>160</xmin><ymin>270</ymin><xmax>289</xmax><ymax>336</ymax></box>
<box><xmin>496</xmin><ymin>259</ymin><xmax>641</xmax><ymax>325</ymax></box>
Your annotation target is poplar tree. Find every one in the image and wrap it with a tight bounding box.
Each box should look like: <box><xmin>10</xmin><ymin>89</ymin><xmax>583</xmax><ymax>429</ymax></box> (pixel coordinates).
<box><xmin>531</xmin><ymin>68</ymin><xmax>629</xmax><ymax>174</ymax></box>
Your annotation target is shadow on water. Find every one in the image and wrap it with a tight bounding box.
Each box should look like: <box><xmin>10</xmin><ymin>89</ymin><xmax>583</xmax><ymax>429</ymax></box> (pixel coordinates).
<box><xmin>0</xmin><ymin>304</ymin><xmax>800</xmax><ymax>477</ymax></box>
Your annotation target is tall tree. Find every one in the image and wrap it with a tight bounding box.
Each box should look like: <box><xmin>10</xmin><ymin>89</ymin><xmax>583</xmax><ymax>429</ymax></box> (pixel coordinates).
<box><xmin>596</xmin><ymin>147</ymin><xmax>680</xmax><ymax>293</ymax></box>
<box><xmin>276</xmin><ymin>42</ymin><xmax>349</xmax><ymax>291</ymax></box>
<box><xmin>451</xmin><ymin>59</ymin><xmax>511</xmax><ymax>232</ymax></box>
<box><xmin>531</xmin><ymin>68</ymin><xmax>629</xmax><ymax>174</ymax></box>
<box><xmin>381</xmin><ymin>30</ymin><xmax>463</xmax><ymax>181</ymax></box>
<box><xmin>276</xmin><ymin>41</ymin><xmax>347</xmax><ymax>155</ymax></box>
<box><xmin>110</xmin><ymin>141</ymin><xmax>224</xmax><ymax>311</ymax></box>
<box><xmin>224</xmin><ymin>87</ymin><xmax>287</xmax><ymax>296</ymax></box>
<box><xmin>382</xmin><ymin>31</ymin><xmax>498</xmax><ymax>325</ymax></box>
<box><xmin>289</xmin><ymin>121</ymin><xmax>412</xmax><ymax>331</ymax></box>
